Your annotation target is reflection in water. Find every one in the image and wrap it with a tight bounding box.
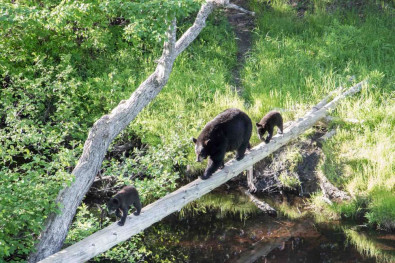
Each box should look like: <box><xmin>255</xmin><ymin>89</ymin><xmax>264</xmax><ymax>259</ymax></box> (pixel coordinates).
<box><xmin>344</xmin><ymin>229</ymin><xmax>395</xmax><ymax>263</ymax></box>
<box><xmin>142</xmin><ymin>189</ymin><xmax>394</xmax><ymax>263</ymax></box>
<box><xmin>180</xmin><ymin>190</ymin><xmax>259</xmax><ymax>219</ymax></box>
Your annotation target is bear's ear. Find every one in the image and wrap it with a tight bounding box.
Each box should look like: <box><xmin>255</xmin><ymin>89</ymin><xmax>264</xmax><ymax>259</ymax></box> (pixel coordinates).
<box><xmin>192</xmin><ymin>137</ymin><xmax>197</xmax><ymax>144</ymax></box>
<box><xmin>204</xmin><ymin>139</ymin><xmax>211</xmax><ymax>146</ymax></box>
<box><xmin>256</xmin><ymin>122</ymin><xmax>262</xmax><ymax>127</ymax></box>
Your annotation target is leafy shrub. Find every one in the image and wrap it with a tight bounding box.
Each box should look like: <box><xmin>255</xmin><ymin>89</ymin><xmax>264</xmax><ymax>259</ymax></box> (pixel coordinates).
<box><xmin>0</xmin><ymin>0</ymin><xmax>203</xmax><ymax>260</ymax></box>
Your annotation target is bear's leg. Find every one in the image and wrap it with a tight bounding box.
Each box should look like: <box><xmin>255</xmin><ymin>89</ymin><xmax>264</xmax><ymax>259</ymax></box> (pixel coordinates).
<box><xmin>236</xmin><ymin>142</ymin><xmax>249</xmax><ymax>160</ymax></box>
<box><xmin>265</xmin><ymin>126</ymin><xmax>274</xmax><ymax>143</ymax></box>
<box><xmin>118</xmin><ymin>207</ymin><xmax>128</xmax><ymax>226</ymax></box>
<box><xmin>133</xmin><ymin>200</ymin><xmax>142</xmax><ymax>216</ymax></box>
<box><xmin>247</xmin><ymin>142</ymin><xmax>252</xmax><ymax>150</ymax></box>
<box><xmin>115</xmin><ymin>208</ymin><xmax>121</xmax><ymax>218</ymax></box>
<box><xmin>278</xmin><ymin>121</ymin><xmax>284</xmax><ymax>134</ymax></box>
<box><xmin>202</xmin><ymin>157</ymin><xmax>224</xmax><ymax>180</ymax></box>
<box><xmin>219</xmin><ymin>160</ymin><xmax>225</xmax><ymax>169</ymax></box>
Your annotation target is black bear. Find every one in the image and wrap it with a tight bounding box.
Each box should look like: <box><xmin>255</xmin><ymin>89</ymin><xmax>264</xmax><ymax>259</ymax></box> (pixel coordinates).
<box><xmin>192</xmin><ymin>108</ymin><xmax>252</xmax><ymax>180</ymax></box>
<box><xmin>256</xmin><ymin>110</ymin><xmax>283</xmax><ymax>143</ymax></box>
<box><xmin>107</xmin><ymin>185</ymin><xmax>142</xmax><ymax>226</ymax></box>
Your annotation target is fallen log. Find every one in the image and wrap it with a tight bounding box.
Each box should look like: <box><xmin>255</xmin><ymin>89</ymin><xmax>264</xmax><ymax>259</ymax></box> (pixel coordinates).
<box><xmin>39</xmin><ymin>81</ymin><xmax>367</xmax><ymax>263</ymax></box>
<box><xmin>29</xmin><ymin>1</ymin><xmax>255</xmax><ymax>262</ymax></box>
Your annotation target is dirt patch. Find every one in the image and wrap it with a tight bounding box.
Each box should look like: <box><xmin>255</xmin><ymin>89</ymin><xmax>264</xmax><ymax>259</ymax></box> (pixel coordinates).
<box><xmin>242</xmin><ymin>127</ymin><xmax>348</xmax><ymax>201</ymax></box>
<box><xmin>226</xmin><ymin>0</ymin><xmax>255</xmax><ymax>94</ymax></box>
<box><xmin>288</xmin><ymin>0</ymin><xmax>314</xmax><ymax>17</ymax></box>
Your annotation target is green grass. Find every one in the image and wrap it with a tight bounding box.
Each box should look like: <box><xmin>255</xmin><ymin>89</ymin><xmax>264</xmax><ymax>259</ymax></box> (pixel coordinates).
<box><xmin>365</xmin><ymin>189</ymin><xmax>395</xmax><ymax>230</ymax></box>
<box><xmin>131</xmin><ymin>12</ymin><xmax>242</xmax><ymax>148</ymax></box>
<box><xmin>66</xmin><ymin>1</ymin><xmax>395</xmax><ymax>259</ymax></box>
<box><xmin>131</xmin><ymin>0</ymin><xmax>394</xmax><ymax>229</ymax></box>
<box><xmin>1</xmin><ymin>0</ymin><xmax>394</xmax><ymax>260</ymax></box>
<box><xmin>240</xmin><ymin>0</ymin><xmax>394</xmax><ymax>229</ymax></box>
<box><xmin>345</xmin><ymin>229</ymin><xmax>395</xmax><ymax>263</ymax></box>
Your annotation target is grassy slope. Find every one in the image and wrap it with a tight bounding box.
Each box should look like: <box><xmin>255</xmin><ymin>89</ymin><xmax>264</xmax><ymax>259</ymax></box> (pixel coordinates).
<box><xmin>243</xmin><ymin>0</ymin><xmax>394</xmax><ymax>229</ymax></box>
<box><xmin>130</xmin><ymin>0</ymin><xmax>394</xmax><ymax>229</ymax></box>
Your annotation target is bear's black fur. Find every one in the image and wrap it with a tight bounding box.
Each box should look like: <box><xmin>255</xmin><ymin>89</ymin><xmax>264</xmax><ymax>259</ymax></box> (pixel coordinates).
<box><xmin>256</xmin><ymin>111</ymin><xmax>283</xmax><ymax>143</ymax></box>
<box><xmin>192</xmin><ymin>108</ymin><xmax>252</xmax><ymax>180</ymax></box>
<box><xmin>107</xmin><ymin>185</ymin><xmax>142</xmax><ymax>226</ymax></box>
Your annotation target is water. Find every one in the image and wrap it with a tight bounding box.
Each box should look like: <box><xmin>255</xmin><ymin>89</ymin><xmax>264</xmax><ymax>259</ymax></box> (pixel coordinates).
<box><xmin>141</xmin><ymin>190</ymin><xmax>395</xmax><ymax>263</ymax></box>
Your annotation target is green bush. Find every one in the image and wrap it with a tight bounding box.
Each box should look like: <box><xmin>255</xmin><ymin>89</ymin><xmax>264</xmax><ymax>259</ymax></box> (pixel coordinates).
<box><xmin>0</xmin><ymin>0</ymin><xmax>203</xmax><ymax>260</ymax></box>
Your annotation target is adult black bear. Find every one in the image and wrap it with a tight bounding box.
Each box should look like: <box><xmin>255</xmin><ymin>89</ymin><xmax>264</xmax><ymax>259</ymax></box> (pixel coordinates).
<box><xmin>107</xmin><ymin>185</ymin><xmax>142</xmax><ymax>226</ymax></box>
<box><xmin>192</xmin><ymin>108</ymin><xmax>252</xmax><ymax>180</ymax></box>
<box><xmin>256</xmin><ymin>110</ymin><xmax>283</xmax><ymax>143</ymax></box>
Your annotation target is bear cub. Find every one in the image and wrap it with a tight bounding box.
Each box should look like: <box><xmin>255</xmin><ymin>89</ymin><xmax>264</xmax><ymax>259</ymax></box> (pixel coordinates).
<box><xmin>256</xmin><ymin>111</ymin><xmax>283</xmax><ymax>143</ymax></box>
<box><xmin>107</xmin><ymin>185</ymin><xmax>142</xmax><ymax>226</ymax></box>
<box><xmin>192</xmin><ymin>108</ymin><xmax>252</xmax><ymax>180</ymax></box>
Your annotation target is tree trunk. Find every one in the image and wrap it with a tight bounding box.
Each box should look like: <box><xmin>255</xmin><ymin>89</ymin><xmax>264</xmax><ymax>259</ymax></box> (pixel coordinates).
<box><xmin>38</xmin><ymin>81</ymin><xmax>367</xmax><ymax>263</ymax></box>
<box><xmin>28</xmin><ymin>1</ymin><xmax>254</xmax><ymax>262</ymax></box>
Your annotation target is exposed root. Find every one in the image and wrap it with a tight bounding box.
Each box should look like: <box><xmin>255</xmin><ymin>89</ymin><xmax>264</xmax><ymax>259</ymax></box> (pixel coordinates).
<box><xmin>239</xmin><ymin>186</ymin><xmax>277</xmax><ymax>216</ymax></box>
<box><xmin>317</xmin><ymin>170</ymin><xmax>351</xmax><ymax>201</ymax></box>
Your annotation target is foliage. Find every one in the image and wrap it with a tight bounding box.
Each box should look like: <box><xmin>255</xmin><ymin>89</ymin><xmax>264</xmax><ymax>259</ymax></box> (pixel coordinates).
<box><xmin>1</xmin><ymin>0</ymin><xmax>394</xmax><ymax>261</ymax></box>
<box><xmin>246</xmin><ymin>0</ymin><xmax>394</xmax><ymax>229</ymax></box>
<box><xmin>103</xmin><ymin>134</ymin><xmax>190</xmax><ymax>204</ymax></box>
<box><xmin>65</xmin><ymin>203</ymin><xmax>105</xmax><ymax>245</ymax></box>
<box><xmin>0</xmin><ymin>0</ymin><xmax>203</xmax><ymax>261</ymax></box>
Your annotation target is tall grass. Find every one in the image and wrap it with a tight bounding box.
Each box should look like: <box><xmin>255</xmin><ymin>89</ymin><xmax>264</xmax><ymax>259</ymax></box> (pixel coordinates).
<box><xmin>241</xmin><ymin>0</ymin><xmax>394</xmax><ymax>228</ymax></box>
<box><xmin>64</xmin><ymin>1</ymin><xmax>393</xmax><ymax>260</ymax></box>
<box><xmin>128</xmin><ymin>0</ymin><xmax>394</xmax><ymax>229</ymax></box>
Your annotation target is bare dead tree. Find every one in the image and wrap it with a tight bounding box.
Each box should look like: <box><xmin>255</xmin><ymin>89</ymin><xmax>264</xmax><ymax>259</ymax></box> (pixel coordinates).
<box><xmin>28</xmin><ymin>1</ymin><xmax>254</xmax><ymax>262</ymax></box>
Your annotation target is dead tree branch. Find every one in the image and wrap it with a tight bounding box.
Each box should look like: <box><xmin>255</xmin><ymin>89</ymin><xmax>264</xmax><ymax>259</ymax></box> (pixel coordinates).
<box><xmin>29</xmin><ymin>2</ymin><xmax>254</xmax><ymax>262</ymax></box>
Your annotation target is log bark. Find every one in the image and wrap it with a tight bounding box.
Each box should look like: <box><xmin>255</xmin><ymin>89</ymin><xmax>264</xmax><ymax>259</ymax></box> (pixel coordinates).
<box><xmin>29</xmin><ymin>2</ymin><xmax>254</xmax><ymax>262</ymax></box>
<box><xmin>38</xmin><ymin>81</ymin><xmax>367</xmax><ymax>263</ymax></box>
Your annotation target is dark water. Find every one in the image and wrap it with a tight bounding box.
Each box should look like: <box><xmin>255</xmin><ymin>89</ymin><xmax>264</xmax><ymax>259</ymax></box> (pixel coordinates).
<box><xmin>141</xmin><ymin>192</ymin><xmax>395</xmax><ymax>263</ymax></box>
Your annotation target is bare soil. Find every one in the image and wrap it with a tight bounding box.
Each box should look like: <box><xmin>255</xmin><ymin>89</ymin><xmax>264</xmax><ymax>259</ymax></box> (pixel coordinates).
<box><xmin>248</xmin><ymin>129</ymin><xmax>326</xmax><ymax>196</ymax></box>
<box><xmin>226</xmin><ymin>0</ymin><xmax>255</xmax><ymax>94</ymax></box>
